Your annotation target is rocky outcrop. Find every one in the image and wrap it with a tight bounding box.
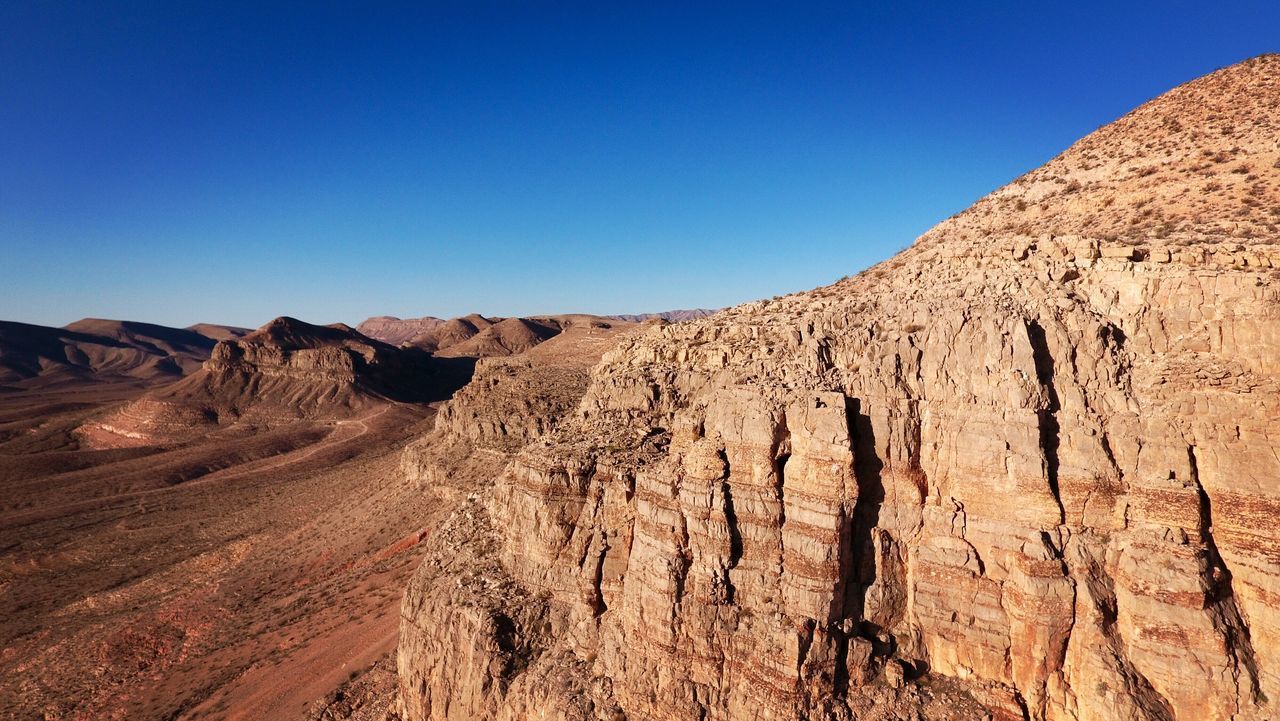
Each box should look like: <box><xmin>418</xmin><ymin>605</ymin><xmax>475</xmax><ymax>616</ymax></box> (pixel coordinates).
<box><xmin>401</xmin><ymin>318</ymin><xmax>636</xmax><ymax>494</ymax></box>
<box><xmin>397</xmin><ymin>56</ymin><xmax>1280</xmax><ymax>720</ymax></box>
<box><xmin>80</xmin><ymin>317</ymin><xmax>459</xmax><ymax>442</ymax></box>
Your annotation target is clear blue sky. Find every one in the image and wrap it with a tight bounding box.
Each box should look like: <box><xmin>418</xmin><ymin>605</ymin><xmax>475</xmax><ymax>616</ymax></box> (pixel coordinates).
<box><xmin>2</xmin><ymin>2</ymin><xmax>1276</xmax><ymax>328</ymax></box>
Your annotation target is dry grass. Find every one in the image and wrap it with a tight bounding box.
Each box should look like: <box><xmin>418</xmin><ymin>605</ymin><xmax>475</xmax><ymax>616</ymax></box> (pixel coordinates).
<box><xmin>915</xmin><ymin>54</ymin><xmax>1280</xmax><ymax>248</ymax></box>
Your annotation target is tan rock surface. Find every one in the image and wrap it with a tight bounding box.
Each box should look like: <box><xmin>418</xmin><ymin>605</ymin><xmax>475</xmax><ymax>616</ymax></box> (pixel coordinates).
<box><xmin>398</xmin><ymin>56</ymin><xmax>1280</xmax><ymax>720</ymax></box>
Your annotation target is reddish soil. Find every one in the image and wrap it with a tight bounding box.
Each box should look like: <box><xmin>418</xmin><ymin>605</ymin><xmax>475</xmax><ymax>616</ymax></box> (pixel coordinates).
<box><xmin>0</xmin><ymin>381</ymin><xmax>450</xmax><ymax>721</ymax></box>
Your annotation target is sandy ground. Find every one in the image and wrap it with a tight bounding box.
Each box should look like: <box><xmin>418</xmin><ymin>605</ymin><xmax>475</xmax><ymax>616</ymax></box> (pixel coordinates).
<box><xmin>0</xmin><ymin>383</ymin><xmax>449</xmax><ymax>721</ymax></box>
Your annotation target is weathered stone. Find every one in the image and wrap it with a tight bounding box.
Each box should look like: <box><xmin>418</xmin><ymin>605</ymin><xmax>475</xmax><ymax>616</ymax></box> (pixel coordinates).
<box><xmin>397</xmin><ymin>55</ymin><xmax>1280</xmax><ymax>721</ymax></box>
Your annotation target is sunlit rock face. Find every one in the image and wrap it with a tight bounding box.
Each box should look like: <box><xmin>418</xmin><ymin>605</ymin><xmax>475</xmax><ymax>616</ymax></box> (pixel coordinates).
<box><xmin>398</xmin><ymin>55</ymin><xmax>1280</xmax><ymax>721</ymax></box>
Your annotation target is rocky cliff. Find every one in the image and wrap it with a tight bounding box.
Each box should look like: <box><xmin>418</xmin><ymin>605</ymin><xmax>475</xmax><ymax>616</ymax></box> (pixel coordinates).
<box><xmin>397</xmin><ymin>56</ymin><xmax>1280</xmax><ymax>721</ymax></box>
<box><xmin>400</xmin><ymin>317</ymin><xmax>636</xmax><ymax>495</ymax></box>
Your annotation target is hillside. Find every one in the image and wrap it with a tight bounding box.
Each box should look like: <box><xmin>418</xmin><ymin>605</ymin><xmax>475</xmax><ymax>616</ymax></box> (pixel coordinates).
<box><xmin>0</xmin><ymin>318</ymin><xmax>227</xmax><ymax>387</ymax></box>
<box><xmin>403</xmin><ymin>313</ymin><xmax>630</xmax><ymax>358</ymax></box>
<box><xmin>395</xmin><ymin>55</ymin><xmax>1280</xmax><ymax>721</ymax></box>
<box><xmin>919</xmin><ymin>54</ymin><xmax>1279</xmax><ymax>248</ymax></box>
<box><xmin>605</xmin><ymin>308</ymin><xmax>720</xmax><ymax>323</ymax></box>
<box><xmin>186</xmin><ymin>323</ymin><xmax>252</xmax><ymax>342</ymax></box>
<box><xmin>355</xmin><ymin>316</ymin><xmax>445</xmax><ymax>346</ymax></box>
<box><xmin>404</xmin><ymin>314</ymin><xmax>495</xmax><ymax>353</ymax></box>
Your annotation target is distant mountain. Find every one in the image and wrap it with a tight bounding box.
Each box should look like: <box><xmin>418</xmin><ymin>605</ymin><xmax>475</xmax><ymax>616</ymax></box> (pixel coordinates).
<box><xmin>355</xmin><ymin>316</ymin><xmax>445</xmax><ymax>346</ymax></box>
<box><xmin>432</xmin><ymin>317</ymin><xmax>560</xmax><ymax>357</ymax></box>
<box><xmin>0</xmin><ymin>318</ymin><xmax>231</xmax><ymax>386</ymax></box>
<box><xmin>359</xmin><ymin>310</ymin><xmax>717</xmax><ymax>349</ymax></box>
<box><xmin>79</xmin><ymin>317</ymin><xmax>473</xmax><ymax>445</ymax></box>
<box><xmin>186</xmin><ymin>323</ymin><xmax>252</xmax><ymax>341</ymax></box>
<box><xmin>165</xmin><ymin>316</ymin><xmax>440</xmax><ymax>418</ymax></box>
<box><xmin>401</xmin><ymin>313</ymin><xmax>635</xmax><ymax>358</ymax></box>
<box><xmin>604</xmin><ymin>308</ymin><xmax>719</xmax><ymax>323</ymax></box>
<box><xmin>404</xmin><ymin>314</ymin><xmax>495</xmax><ymax>352</ymax></box>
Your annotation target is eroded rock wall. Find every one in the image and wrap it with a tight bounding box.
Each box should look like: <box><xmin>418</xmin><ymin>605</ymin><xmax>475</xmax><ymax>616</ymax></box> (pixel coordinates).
<box><xmin>400</xmin><ymin>240</ymin><xmax>1280</xmax><ymax>721</ymax></box>
<box><xmin>397</xmin><ymin>57</ymin><xmax>1280</xmax><ymax>721</ymax></box>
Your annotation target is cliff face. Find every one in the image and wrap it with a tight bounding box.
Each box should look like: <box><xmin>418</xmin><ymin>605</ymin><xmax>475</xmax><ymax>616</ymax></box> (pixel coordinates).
<box><xmin>400</xmin><ymin>319</ymin><xmax>636</xmax><ymax>494</ymax></box>
<box><xmin>397</xmin><ymin>56</ymin><xmax>1280</xmax><ymax>721</ymax></box>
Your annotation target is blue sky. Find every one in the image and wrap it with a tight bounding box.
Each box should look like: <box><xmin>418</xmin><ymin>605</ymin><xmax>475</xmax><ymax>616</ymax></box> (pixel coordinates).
<box><xmin>2</xmin><ymin>2</ymin><xmax>1277</xmax><ymax>328</ymax></box>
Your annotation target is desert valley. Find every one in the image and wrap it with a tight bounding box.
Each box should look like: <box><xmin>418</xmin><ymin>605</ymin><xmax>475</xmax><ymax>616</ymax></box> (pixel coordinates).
<box><xmin>3</xmin><ymin>50</ymin><xmax>1280</xmax><ymax>721</ymax></box>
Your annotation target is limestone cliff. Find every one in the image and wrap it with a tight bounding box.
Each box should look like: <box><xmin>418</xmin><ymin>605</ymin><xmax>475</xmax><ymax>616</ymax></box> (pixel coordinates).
<box><xmin>398</xmin><ymin>56</ymin><xmax>1280</xmax><ymax>721</ymax></box>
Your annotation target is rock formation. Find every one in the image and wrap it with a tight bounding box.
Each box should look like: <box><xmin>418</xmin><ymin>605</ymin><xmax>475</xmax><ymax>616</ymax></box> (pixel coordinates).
<box><xmin>396</xmin><ymin>56</ymin><xmax>1280</xmax><ymax>720</ymax></box>
<box><xmin>79</xmin><ymin>317</ymin><xmax>458</xmax><ymax>445</ymax></box>
<box><xmin>401</xmin><ymin>317</ymin><xmax>636</xmax><ymax>495</ymax></box>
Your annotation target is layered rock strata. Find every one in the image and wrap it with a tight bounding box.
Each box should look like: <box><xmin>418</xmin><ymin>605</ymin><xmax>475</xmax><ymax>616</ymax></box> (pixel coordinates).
<box><xmin>401</xmin><ymin>319</ymin><xmax>635</xmax><ymax>494</ymax></box>
<box><xmin>398</xmin><ymin>56</ymin><xmax>1280</xmax><ymax>721</ymax></box>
